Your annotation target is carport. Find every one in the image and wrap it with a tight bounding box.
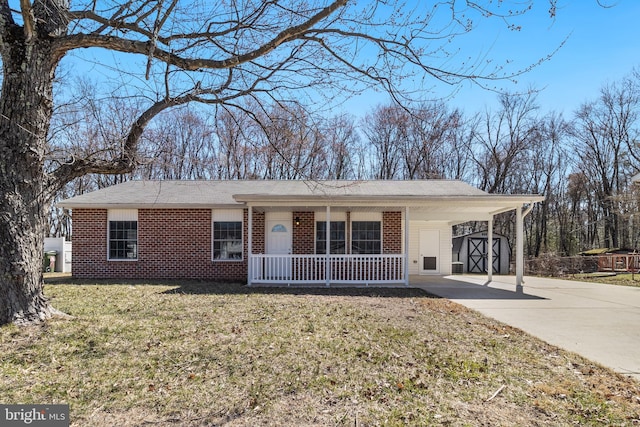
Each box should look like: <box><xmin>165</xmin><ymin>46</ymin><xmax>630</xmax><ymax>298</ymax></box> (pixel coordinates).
<box><xmin>405</xmin><ymin>195</ymin><xmax>543</xmax><ymax>288</ymax></box>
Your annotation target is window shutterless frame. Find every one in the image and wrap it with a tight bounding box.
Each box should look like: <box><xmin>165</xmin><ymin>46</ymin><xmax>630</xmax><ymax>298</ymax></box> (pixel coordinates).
<box><xmin>213</xmin><ymin>221</ymin><xmax>243</xmax><ymax>260</ymax></box>
<box><xmin>212</xmin><ymin>209</ymin><xmax>244</xmax><ymax>261</ymax></box>
<box><xmin>351</xmin><ymin>220</ymin><xmax>381</xmax><ymax>254</ymax></box>
<box><xmin>107</xmin><ymin>209</ymin><xmax>138</xmax><ymax>261</ymax></box>
<box><xmin>316</xmin><ymin>221</ymin><xmax>346</xmax><ymax>254</ymax></box>
<box><xmin>108</xmin><ymin>220</ymin><xmax>138</xmax><ymax>260</ymax></box>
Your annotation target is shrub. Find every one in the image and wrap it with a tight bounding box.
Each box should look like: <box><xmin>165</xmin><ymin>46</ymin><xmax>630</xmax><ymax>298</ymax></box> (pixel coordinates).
<box><xmin>526</xmin><ymin>254</ymin><xmax>599</xmax><ymax>277</ymax></box>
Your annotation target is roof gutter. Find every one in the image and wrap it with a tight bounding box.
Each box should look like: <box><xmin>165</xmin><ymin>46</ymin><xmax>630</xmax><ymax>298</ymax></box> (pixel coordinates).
<box><xmin>232</xmin><ymin>194</ymin><xmax>546</xmax><ymax>204</ymax></box>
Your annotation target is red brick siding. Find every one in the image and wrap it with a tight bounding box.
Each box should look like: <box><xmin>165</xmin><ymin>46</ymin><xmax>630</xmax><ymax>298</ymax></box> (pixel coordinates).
<box><xmin>72</xmin><ymin>209</ymin><xmax>109</xmax><ymax>276</ymax></box>
<box><xmin>71</xmin><ymin>208</ymin><xmax>404</xmax><ymax>281</ymax></box>
<box><xmin>380</xmin><ymin>217</ymin><xmax>405</xmax><ymax>278</ymax></box>
<box><xmin>292</xmin><ymin>211</ymin><xmax>315</xmax><ymax>254</ymax></box>
<box><xmin>72</xmin><ymin>208</ymin><xmax>248</xmax><ymax>281</ymax></box>
<box><xmin>251</xmin><ymin>210</ymin><xmax>265</xmax><ymax>254</ymax></box>
<box><xmin>383</xmin><ymin>211</ymin><xmax>402</xmax><ymax>254</ymax></box>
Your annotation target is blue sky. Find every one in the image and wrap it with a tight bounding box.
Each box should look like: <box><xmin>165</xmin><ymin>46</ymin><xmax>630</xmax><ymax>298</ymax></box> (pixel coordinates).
<box><xmin>60</xmin><ymin>1</ymin><xmax>639</xmax><ymax>118</ymax></box>
<box><xmin>343</xmin><ymin>0</ymin><xmax>640</xmax><ymax>116</ymax></box>
<box><xmin>466</xmin><ymin>0</ymin><xmax>640</xmax><ymax>115</ymax></box>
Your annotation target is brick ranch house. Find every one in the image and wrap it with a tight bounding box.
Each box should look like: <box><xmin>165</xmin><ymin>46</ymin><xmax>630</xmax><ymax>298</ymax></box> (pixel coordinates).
<box><xmin>58</xmin><ymin>180</ymin><xmax>543</xmax><ymax>287</ymax></box>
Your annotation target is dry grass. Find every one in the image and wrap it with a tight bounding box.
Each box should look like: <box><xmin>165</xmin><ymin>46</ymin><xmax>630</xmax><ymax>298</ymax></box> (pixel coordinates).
<box><xmin>570</xmin><ymin>272</ymin><xmax>640</xmax><ymax>288</ymax></box>
<box><xmin>1</xmin><ymin>277</ymin><xmax>640</xmax><ymax>426</ymax></box>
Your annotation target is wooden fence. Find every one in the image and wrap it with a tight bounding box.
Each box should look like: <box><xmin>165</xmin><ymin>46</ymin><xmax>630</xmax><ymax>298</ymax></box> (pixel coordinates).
<box><xmin>597</xmin><ymin>254</ymin><xmax>640</xmax><ymax>273</ymax></box>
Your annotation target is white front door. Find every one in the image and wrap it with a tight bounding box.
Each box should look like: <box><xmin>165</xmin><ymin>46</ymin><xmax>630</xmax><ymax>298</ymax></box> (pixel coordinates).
<box><xmin>266</xmin><ymin>213</ymin><xmax>292</xmax><ymax>280</ymax></box>
<box><xmin>419</xmin><ymin>229</ymin><xmax>440</xmax><ymax>274</ymax></box>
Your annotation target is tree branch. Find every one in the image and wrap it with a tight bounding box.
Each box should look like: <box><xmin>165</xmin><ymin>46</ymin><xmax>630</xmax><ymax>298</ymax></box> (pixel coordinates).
<box><xmin>47</xmin><ymin>90</ymin><xmax>199</xmax><ymax>191</ymax></box>
<box><xmin>55</xmin><ymin>0</ymin><xmax>347</xmax><ymax>70</ymax></box>
<box><xmin>20</xmin><ymin>0</ymin><xmax>35</xmax><ymax>42</ymax></box>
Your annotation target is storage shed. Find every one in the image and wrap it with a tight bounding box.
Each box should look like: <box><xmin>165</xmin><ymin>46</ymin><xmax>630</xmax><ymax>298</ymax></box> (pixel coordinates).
<box><xmin>44</xmin><ymin>237</ymin><xmax>73</xmax><ymax>273</ymax></box>
<box><xmin>452</xmin><ymin>231</ymin><xmax>510</xmax><ymax>275</ymax></box>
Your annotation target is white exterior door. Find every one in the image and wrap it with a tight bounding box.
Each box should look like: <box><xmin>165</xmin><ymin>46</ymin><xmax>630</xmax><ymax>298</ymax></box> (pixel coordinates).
<box><xmin>266</xmin><ymin>213</ymin><xmax>292</xmax><ymax>279</ymax></box>
<box><xmin>419</xmin><ymin>229</ymin><xmax>440</xmax><ymax>274</ymax></box>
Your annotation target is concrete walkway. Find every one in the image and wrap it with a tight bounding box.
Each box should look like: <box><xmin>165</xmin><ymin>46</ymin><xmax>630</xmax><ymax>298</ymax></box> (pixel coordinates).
<box><xmin>412</xmin><ymin>275</ymin><xmax>640</xmax><ymax>381</ymax></box>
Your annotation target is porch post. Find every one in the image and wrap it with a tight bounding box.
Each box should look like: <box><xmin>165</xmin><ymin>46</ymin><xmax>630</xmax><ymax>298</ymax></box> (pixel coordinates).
<box><xmin>487</xmin><ymin>217</ymin><xmax>493</xmax><ymax>283</ymax></box>
<box><xmin>404</xmin><ymin>206</ymin><xmax>410</xmax><ymax>286</ymax></box>
<box><xmin>516</xmin><ymin>205</ymin><xmax>524</xmax><ymax>291</ymax></box>
<box><xmin>247</xmin><ymin>205</ymin><xmax>253</xmax><ymax>286</ymax></box>
<box><xmin>326</xmin><ymin>205</ymin><xmax>331</xmax><ymax>287</ymax></box>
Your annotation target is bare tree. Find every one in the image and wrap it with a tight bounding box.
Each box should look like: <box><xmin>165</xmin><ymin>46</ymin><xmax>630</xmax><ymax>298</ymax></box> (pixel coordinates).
<box><xmin>439</xmin><ymin>110</ymin><xmax>475</xmax><ymax>182</ymax></box>
<box><xmin>523</xmin><ymin>112</ymin><xmax>570</xmax><ymax>256</ymax></box>
<box><xmin>563</xmin><ymin>173</ymin><xmax>588</xmax><ymax>252</ymax></box>
<box><xmin>571</xmin><ymin>76</ymin><xmax>640</xmax><ymax>248</ymax></box>
<box><xmin>320</xmin><ymin>114</ymin><xmax>362</xmax><ymax>179</ymax></box>
<box><xmin>363</xmin><ymin>104</ymin><xmax>407</xmax><ymax>179</ymax></box>
<box><xmin>0</xmin><ymin>0</ymin><xmax>562</xmax><ymax>325</ymax></box>
<box><xmin>214</xmin><ymin>107</ymin><xmax>257</xmax><ymax>180</ymax></box>
<box><xmin>462</xmin><ymin>91</ymin><xmax>541</xmax><ymax>257</ymax></box>
<box><xmin>363</xmin><ymin>101</ymin><xmax>470</xmax><ymax>180</ymax></box>
<box><xmin>255</xmin><ymin>102</ymin><xmax>326</xmax><ymax>179</ymax></box>
<box><xmin>138</xmin><ymin>108</ymin><xmax>217</xmax><ymax>180</ymax></box>
<box><xmin>403</xmin><ymin>102</ymin><xmax>466</xmax><ymax>180</ymax></box>
<box><xmin>470</xmin><ymin>91</ymin><xmax>540</xmax><ymax>194</ymax></box>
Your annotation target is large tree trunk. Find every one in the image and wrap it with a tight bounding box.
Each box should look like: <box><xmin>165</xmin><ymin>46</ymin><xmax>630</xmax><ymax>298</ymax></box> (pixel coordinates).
<box><xmin>0</xmin><ymin>29</ymin><xmax>60</xmax><ymax>325</ymax></box>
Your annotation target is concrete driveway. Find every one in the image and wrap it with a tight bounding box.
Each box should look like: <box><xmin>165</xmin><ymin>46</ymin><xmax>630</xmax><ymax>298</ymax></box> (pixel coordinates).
<box><xmin>413</xmin><ymin>274</ymin><xmax>640</xmax><ymax>381</ymax></box>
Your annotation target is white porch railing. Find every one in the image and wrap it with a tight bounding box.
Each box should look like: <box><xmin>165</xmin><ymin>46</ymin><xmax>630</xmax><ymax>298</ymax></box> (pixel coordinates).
<box><xmin>249</xmin><ymin>254</ymin><xmax>406</xmax><ymax>285</ymax></box>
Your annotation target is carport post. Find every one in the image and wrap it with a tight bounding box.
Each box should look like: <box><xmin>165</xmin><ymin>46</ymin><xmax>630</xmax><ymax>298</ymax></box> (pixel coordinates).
<box><xmin>516</xmin><ymin>202</ymin><xmax>535</xmax><ymax>291</ymax></box>
<box><xmin>326</xmin><ymin>205</ymin><xmax>331</xmax><ymax>287</ymax></box>
<box><xmin>516</xmin><ymin>201</ymin><xmax>534</xmax><ymax>292</ymax></box>
<box><xmin>516</xmin><ymin>205</ymin><xmax>524</xmax><ymax>291</ymax></box>
<box><xmin>404</xmin><ymin>206</ymin><xmax>410</xmax><ymax>286</ymax></box>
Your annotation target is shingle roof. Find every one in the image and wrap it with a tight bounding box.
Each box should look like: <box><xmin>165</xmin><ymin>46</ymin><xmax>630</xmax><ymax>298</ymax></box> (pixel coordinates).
<box><xmin>57</xmin><ymin>179</ymin><xmax>542</xmax><ymax>210</ymax></box>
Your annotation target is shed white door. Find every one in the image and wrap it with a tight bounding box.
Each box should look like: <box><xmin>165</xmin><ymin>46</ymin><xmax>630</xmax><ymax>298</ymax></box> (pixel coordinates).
<box><xmin>419</xmin><ymin>229</ymin><xmax>440</xmax><ymax>274</ymax></box>
<box><xmin>266</xmin><ymin>213</ymin><xmax>292</xmax><ymax>280</ymax></box>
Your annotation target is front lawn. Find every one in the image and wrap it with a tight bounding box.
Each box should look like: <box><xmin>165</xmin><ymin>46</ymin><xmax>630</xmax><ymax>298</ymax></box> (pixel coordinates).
<box><xmin>1</xmin><ymin>279</ymin><xmax>639</xmax><ymax>426</ymax></box>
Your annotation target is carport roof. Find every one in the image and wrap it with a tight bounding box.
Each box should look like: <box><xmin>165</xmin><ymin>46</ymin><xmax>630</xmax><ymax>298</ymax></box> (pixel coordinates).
<box><xmin>58</xmin><ymin>179</ymin><xmax>544</xmax><ymax>220</ymax></box>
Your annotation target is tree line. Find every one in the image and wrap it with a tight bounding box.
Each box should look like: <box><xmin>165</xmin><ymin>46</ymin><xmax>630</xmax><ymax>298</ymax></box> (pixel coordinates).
<box><xmin>49</xmin><ymin>69</ymin><xmax>640</xmax><ymax>259</ymax></box>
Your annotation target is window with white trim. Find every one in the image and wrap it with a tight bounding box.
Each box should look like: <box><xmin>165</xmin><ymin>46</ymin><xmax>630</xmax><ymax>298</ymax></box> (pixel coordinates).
<box><xmin>351</xmin><ymin>221</ymin><xmax>381</xmax><ymax>254</ymax></box>
<box><xmin>316</xmin><ymin>221</ymin><xmax>346</xmax><ymax>254</ymax></box>
<box><xmin>212</xmin><ymin>209</ymin><xmax>243</xmax><ymax>261</ymax></box>
<box><xmin>108</xmin><ymin>209</ymin><xmax>138</xmax><ymax>260</ymax></box>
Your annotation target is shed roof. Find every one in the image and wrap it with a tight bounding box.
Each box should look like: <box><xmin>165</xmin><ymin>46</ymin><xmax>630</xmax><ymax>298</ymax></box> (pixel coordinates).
<box><xmin>452</xmin><ymin>231</ymin><xmax>509</xmax><ymax>254</ymax></box>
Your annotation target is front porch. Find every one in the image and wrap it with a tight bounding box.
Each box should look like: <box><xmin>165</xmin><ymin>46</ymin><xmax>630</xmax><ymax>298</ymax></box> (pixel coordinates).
<box><xmin>236</xmin><ymin>183</ymin><xmax>542</xmax><ymax>289</ymax></box>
